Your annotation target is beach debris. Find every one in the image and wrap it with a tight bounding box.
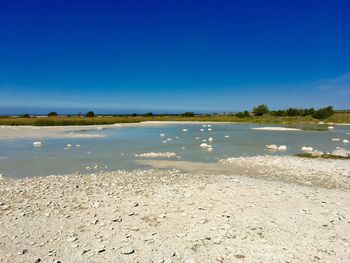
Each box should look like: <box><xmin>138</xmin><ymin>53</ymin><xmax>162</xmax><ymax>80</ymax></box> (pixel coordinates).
<box><xmin>182</xmin><ymin>129</ymin><xmax>188</xmax><ymax>132</ymax></box>
<box><xmin>208</xmin><ymin>137</ymin><xmax>213</xmax><ymax>142</ymax></box>
<box><xmin>278</xmin><ymin>145</ymin><xmax>287</xmax><ymax>151</ymax></box>
<box><xmin>160</xmin><ymin>133</ymin><xmax>165</xmax><ymax>137</ymax></box>
<box><xmin>343</xmin><ymin>139</ymin><xmax>349</xmax><ymax>143</ymax></box>
<box><xmin>266</xmin><ymin>144</ymin><xmax>278</xmax><ymax>150</ymax></box>
<box><xmin>331</xmin><ymin>138</ymin><xmax>340</xmax><ymax>141</ymax></box>
<box><xmin>33</xmin><ymin>142</ymin><xmax>42</xmax><ymax>147</ymax></box>
<box><xmin>135</xmin><ymin>152</ymin><xmax>177</xmax><ymax>158</ymax></box>
<box><xmin>318</xmin><ymin>121</ymin><xmax>324</xmax><ymax>124</ymax></box>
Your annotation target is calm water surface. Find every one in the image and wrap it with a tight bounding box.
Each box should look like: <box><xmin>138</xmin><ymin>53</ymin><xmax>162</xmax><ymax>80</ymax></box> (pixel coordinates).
<box><xmin>0</xmin><ymin>123</ymin><xmax>349</xmax><ymax>178</ymax></box>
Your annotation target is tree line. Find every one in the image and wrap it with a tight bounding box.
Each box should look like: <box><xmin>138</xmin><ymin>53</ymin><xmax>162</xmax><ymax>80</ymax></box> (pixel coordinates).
<box><xmin>19</xmin><ymin>105</ymin><xmax>335</xmax><ymax>120</ymax></box>
<box><xmin>245</xmin><ymin>104</ymin><xmax>335</xmax><ymax>119</ymax></box>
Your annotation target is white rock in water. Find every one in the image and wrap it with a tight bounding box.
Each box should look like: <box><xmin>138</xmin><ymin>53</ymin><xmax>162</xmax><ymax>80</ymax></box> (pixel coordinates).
<box><xmin>301</xmin><ymin>146</ymin><xmax>313</xmax><ymax>153</ymax></box>
<box><xmin>328</xmin><ymin>126</ymin><xmax>334</xmax><ymax>130</ymax></box>
<box><xmin>208</xmin><ymin>137</ymin><xmax>213</xmax><ymax>142</ymax></box>
<box><xmin>66</xmin><ymin>144</ymin><xmax>72</xmax><ymax>147</ymax></box>
<box><xmin>266</xmin><ymin>144</ymin><xmax>278</xmax><ymax>150</ymax></box>
<box><xmin>278</xmin><ymin>145</ymin><xmax>287</xmax><ymax>151</ymax></box>
<box><xmin>33</xmin><ymin>142</ymin><xmax>42</xmax><ymax>147</ymax></box>
<box><xmin>182</xmin><ymin>129</ymin><xmax>188</xmax><ymax>132</ymax></box>
<box><xmin>331</xmin><ymin>138</ymin><xmax>340</xmax><ymax>141</ymax></box>
<box><xmin>75</xmin><ymin>144</ymin><xmax>80</xmax><ymax>147</ymax></box>
<box><xmin>208</xmin><ymin>128</ymin><xmax>212</xmax><ymax>131</ymax></box>
<box><xmin>200</xmin><ymin>143</ymin><xmax>210</xmax><ymax>148</ymax></box>
<box><xmin>160</xmin><ymin>133</ymin><xmax>165</xmax><ymax>137</ymax></box>
<box><xmin>162</xmin><ymin>140</ymin><xmax>167</xmax><ymax>143</ymax></box>
<box><xmin>331</xmin><ymin>147</ymin><xmax>350</xmax><ymax>157</ymax></box>
<box><xmin>207</xmin><ymin>125</ymin><xmax>212</xmax><ymax>127</ymax></box>
<box><xmin>136</xmin><ymin>152</ymin><xmax>177</xmax><ymax>158</ymax></box>
<box><xmin>195</xmin><ymin>137</ymin><xmax>200</xmax><ymax>139</ymax></box>
<box><xmin>166</xmin><ymin>138</ymin><xmax>172</xmax><ymax>141</ymax></box>
<box><xmin>224</xmin><ymin>135</ymin><xmax>230</xmax><ymax>138</ymax></box>
<box><xmin>200</xmin><ymin>129</ymin><xmax>204</xmax><ymax>132</ymax></box>
<box><xmin>207</xmin><ymin>147</ymin><xmax>213</xmax><ymax>152</ymax></box>
<box><xmin>202</xmin><ymin>125</ymin><xmax>207</xmax><ymax>127</ymax></box>
<box><xmin>97</xmin><ymin>127</ymin><xmax>104</xmax><ymax>130</ymax></box>
<box><xmin>343</xmin><ymin>139</ymin><xmax>349</xmax><ymax>143</ymax></box>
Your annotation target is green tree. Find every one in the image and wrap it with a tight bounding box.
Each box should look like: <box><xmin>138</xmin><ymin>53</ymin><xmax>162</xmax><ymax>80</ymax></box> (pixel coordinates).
<box><xmin>313</xmin><ymin>106</ymin><xmax>335</xmax><ymax>119</ymax></box>
<box><xmin>86</xmin><ymin>111</ymin><xmax>95</xmax><ymax>117</ymax></box>
<box><xmin>181</xmin><ymin>112</ymin><xmax>195</xmax><ymax>117</ymax></box>
<box><xmin>48</xmin><ymin>111</ymin><xmax>58</xmax><ymax>117</ymax></box>
<box><xmin>252</xmin><ymin>104</ymin><xmax>269</xmax><ymax>116</ymax></box>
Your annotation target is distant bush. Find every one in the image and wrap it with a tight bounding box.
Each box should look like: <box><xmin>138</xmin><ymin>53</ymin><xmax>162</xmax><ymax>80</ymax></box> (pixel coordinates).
<box><xmin>131</xmin><ymin>113</ymin><xmax>137</xmax><ymax>117</ymax></box>
<box><xmin>235</xmin><ymin>111</ymin><xmax>250</xmax><ymax>118</ymax></box>
<box><xmin>143</xmin><ymin>112</ymin><xmax>153</xmax><ymax>117</ymax></box>
<box><xmin>48</xmin><ymin>111</ymin><xmax>58</xmax><ymax>117</ymax></box>
<box><xmin>181</xmin><ymin>112</ymin><xmax>195</xmax><ymax>117</ymax></box>
<box><xmin>86</xmin><ymin>111</ymin><xmax>95</xmax><ymax>117</ymax></box>
<box><xmin>252</xmin><ymin>104</ymin><xmax>269</xmax><ymax>116</ymax></box>
<box><xmin>20</xmin><ymin>114</ymin><xmax>30</xmax><ymax>118</ymax></box>
<box><xmin>313</xmin><ymin>106</ymin><xmax>335</xmax><ymax>119</ymax></box>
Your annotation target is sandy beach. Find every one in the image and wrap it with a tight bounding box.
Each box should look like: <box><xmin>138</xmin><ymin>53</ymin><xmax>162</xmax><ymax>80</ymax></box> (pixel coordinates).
<box><xmin>1</xmin><ymin>155</ymin><xmax>350</xmax><ymax>263</ymax></box>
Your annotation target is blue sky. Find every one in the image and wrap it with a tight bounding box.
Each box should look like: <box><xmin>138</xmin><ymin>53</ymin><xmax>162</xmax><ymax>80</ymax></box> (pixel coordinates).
<box><xmin>0</xmin><ymin>0</ymin><xmax>350</xmax><ymax>114</ymax></box>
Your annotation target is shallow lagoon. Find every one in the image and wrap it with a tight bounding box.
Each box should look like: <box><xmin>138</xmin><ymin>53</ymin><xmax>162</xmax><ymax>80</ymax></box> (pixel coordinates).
<box><xmin>0</xmin><ymin>123</ymin><xmax>349</xmax><ymax>178</ymax></box>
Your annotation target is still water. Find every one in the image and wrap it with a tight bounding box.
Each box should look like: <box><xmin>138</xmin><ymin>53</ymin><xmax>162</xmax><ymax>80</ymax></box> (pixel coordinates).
<box><xmin>0</xmin><ymin>123</ymin><xmax>349</xmax><ymax>178</ymax></box>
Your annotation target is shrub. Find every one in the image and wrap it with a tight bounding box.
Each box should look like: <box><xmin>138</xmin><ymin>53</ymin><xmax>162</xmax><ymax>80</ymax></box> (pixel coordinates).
<box><xmin>20</xmin><ymin>114</ymin><xmax>30</xmax><ymax>118</ymax></box>
<box><xmin>181</xmin><ymin>112</ymin><xmax>195</xmax><ymax>117</ymax></box>
<box><xmin>48</xmin><ymin>111</ymin><xmax>58</xmax><ymax>117</ymax></box>
<box><xmin>313</xmin><ymin>106</ymin><xmax>335</xmax><ymax>119</ymax></box>
<box><xmin>252</xmin><ymin>104</ymin><xmax>269</xmax><ymax>116</ymax></box>
<box><xmin>235</xmin><ymin>111</ymin><xmax>250</xmax><ymax>118</ymax></box>
<box><xmin>144</xmin><ymin>112</ymin><xmax>153</xmax><ymax>117</ymax></box>
<box><xmin>86</xmin><ymin>111</ymin><xmax>95</xmax><ymax>117</ymax></box>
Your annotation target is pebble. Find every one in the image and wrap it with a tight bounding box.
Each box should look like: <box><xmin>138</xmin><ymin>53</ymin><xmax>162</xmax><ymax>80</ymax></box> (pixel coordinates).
<box><xmin>122</xmin><ymin>247</ymin><xmax>135</xmax><ymax>255</ymax></box>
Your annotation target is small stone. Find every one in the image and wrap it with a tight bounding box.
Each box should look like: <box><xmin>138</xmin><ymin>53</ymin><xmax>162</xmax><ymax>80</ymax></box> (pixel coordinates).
<box><xmin>122</xmin><ymin>247</ymin><xmax>135</xmax><ymax>255</ymax></box>
<box><xmin>213</xmin><ymin>239</ymin><xmax>221</xmax><ymax>244</ymax></box>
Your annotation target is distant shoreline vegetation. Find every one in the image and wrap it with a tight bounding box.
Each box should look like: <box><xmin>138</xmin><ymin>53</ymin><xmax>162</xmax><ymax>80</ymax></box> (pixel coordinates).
<box><xmin>0</xmin><ymin>106</ymin><xmax>349</xmax><ymax>126</ymax></box>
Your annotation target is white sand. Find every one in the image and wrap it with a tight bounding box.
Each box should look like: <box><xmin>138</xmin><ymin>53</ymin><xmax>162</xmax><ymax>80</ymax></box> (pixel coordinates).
<box><xmin>1</xmin><ymin>162</ymin><xmax>350</xmax><ymax>262</ymax></box>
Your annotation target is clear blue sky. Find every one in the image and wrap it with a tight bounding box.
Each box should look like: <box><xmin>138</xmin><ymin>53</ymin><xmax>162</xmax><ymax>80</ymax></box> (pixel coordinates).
<box><xmin>1</xmin><ymin>0</ymin><xmax>350</xmax><ymax>114</ymax></box>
